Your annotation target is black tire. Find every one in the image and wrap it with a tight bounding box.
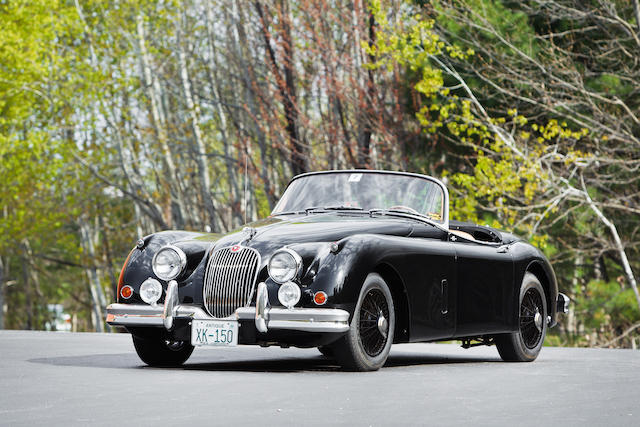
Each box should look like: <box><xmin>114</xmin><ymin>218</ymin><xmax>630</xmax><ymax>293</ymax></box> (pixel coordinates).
<box><xmin>332</xmin><ymin>273</ymin><xmax>395</xmax><ymax>371</ymax></box>
<box><xmin>495</xmin><ymin>272</ymin><xmax>547</xmax><ymax>362</ymax></box>
<box><xmin>132</xmin><ymin>335</ymin><xmax>194</xmax><ymax>367</ymax></box>
<box><xmin>318</xmin><ymin>346</ymin><xmax>334</xmax><ymax>359</ymax></box>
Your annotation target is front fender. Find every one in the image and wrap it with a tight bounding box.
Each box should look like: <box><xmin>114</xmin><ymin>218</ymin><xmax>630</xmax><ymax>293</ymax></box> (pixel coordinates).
<box><xmin>295</xmin><ymin>235</ymin><xmax>394</xmax><ymax>313</ymax></box>
<box><xmin>118</xmin><ymin>231</ymin><xmax>216</xmax><ymax>304</ymax></box>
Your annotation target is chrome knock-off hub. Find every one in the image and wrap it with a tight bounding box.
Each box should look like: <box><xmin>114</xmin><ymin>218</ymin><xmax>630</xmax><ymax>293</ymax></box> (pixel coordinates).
<box><xmin>534</xmin><ymin>311</ymin><xmax>543</xmax><ymax>332</ymax></box>
<box><xmin>377</xmin><ymin>313</ymin><xmax>388</xmax><ymax>338</ymax></box>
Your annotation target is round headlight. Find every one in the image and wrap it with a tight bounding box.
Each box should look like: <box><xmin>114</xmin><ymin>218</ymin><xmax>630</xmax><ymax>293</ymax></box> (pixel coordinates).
<box><xmin>140</xmin><ymin>278</ymin><xmax>163</xmax><ymax>305</ymax></box>
<box><xmin>268</xmin><ymin>249</ymin><xmax>302</xmax><ymax>284</ymax></box>
<box><xmin>152</xmin><ymin>245</ymin><xmax>187</xmax><ymax>281</ymax></box>
<box><xmin>278</xmin><ymin>281</ymin><xmax>301</xmax><ymax>309</ymax></box>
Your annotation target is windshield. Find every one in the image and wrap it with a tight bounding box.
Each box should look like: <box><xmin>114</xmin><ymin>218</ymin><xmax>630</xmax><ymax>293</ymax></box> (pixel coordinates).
<box><xmin>272</xmin><ymin>171</ymin><xmax>446</xmax><ymax>223</ymax></box>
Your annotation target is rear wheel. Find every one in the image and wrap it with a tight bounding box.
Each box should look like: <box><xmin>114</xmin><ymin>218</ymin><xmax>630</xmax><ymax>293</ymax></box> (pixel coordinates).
<box><xmin>495</xmin><ymin>272</ymin><xmax>547</xmax><ymax>362</ymax></box>
<box><xmin>332</xmin><ymin>273</ymin><xmax>395</xmax><ymax>371</ymax></box>
<box><xmin>132</xmin><ymin>335</ymin><xmax>194</xmax><ymax>367</ymax></box>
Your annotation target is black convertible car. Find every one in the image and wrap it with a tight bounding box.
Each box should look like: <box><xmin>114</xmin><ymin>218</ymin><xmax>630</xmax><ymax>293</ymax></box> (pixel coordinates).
<box><xmin>107</xmin><ymin>170</ymin><xmax>569</xmax><ymax>371</ymax></box>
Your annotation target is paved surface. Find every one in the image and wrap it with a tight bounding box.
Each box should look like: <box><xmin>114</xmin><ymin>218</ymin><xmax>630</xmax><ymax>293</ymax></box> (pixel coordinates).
<box><xmin>0</xmin><ymin>331</ymin><xmax>638</xmax><ymax>426</ymax></box>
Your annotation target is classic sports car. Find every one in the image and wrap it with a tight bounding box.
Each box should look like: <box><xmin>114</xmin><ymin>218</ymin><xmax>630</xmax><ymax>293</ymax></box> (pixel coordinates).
<box><xmin>106</xmin><ymin>170</ymin><xmax>569</xmax><ymax>371</ymax></box>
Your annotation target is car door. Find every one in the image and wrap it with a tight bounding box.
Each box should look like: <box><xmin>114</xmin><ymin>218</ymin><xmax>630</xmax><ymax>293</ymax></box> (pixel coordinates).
<box><xmin>404</xmin><ymin>225</ymin><xmax>457</xmax><ymax>341</ymax></box>
<box><xmin>449</xmin><ymin>236</ymin><xmax>514</xmax><ymax>337</ymax></box>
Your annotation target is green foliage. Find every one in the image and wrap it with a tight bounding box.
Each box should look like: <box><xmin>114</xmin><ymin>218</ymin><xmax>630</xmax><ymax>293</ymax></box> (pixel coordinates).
<box><xmin>367</xmin><ymin>0</ymin><xmax>590</xmax><ymax>248</ymax></box>
<box><xmin>436</xmin><ymin>0</ymin><xmax>539</xmax><ymax>57</ymax></box>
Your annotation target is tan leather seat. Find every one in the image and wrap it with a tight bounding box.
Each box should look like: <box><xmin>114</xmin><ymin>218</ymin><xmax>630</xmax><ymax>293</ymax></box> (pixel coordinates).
<box><xmin>449</xmin><ymin>229</ymin><xmax>475</xmax><ymax>241</ymax></box>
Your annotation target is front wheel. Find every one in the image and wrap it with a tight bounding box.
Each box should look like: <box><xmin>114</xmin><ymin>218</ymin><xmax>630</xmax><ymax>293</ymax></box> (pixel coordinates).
<box><xmin>495</xmin><ymin>272</ymin><xmax>547</xmax><ymax>362</ymax></box>
<box><xmin>132</xmin><ymin>335</ymin><xmax>194</xmax><ymax>367</ymax></box>
<box><xmin>332</xmin><ymin>273</ymin><xmax>395</xmax><ymax>371</ymax></box>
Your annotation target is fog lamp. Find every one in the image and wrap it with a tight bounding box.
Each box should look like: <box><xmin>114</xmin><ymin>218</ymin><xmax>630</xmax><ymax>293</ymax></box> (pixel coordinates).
<box><xmin>140</xmin><ymin>278</ymin><xmax>163</xmax><ymax>305</ymax></box>
<box><xmin>278</xmin><ymin>282</ymin><xmax>301</xmax><ymax>309</ymax></box>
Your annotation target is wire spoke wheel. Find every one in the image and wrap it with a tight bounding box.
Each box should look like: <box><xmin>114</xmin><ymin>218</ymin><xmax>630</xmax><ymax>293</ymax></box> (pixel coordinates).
<box><xmin>520</xmin><ymin>287</ymin><xmax>544</xmax><ymax>349</ymax></box>
<box><xmin>331</xmin><ymin>273</ymin><xmax>395</xmax><ymax>371</ymax></box>
<box><xmin>495</xmin><ymin>273</ymin><xmax>547</xmax><ymax>362</ymax></box>
<box><xmin>358</xmin><ymin>288</ymin><xmax>390</xmax><ymax>357</ymax></box>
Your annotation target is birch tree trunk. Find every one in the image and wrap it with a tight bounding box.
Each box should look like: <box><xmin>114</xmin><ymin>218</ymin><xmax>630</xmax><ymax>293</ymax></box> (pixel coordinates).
<box><xmin>578</xmin><ymin>178</ymin><xmax>640</xmax><ymax>311</ymax></box>
<box><xmin>567</xmin><ymin>253</ymin><xmax>582</xmax><ymax>338</ymax></box>
<box><xmin>79</xmin><ymin>218</ymin><xmax>106</xmax><ymax>332</ymax></box>
<box><xmin>0</xmin><ymin>256</ymin><xmax>4</xmax><ymax>330</ymax></box>
<box><xmin>204</xmin><ymin>2</ymin><xmax>243</xmax><ymax>227</ymax></box>
<box><xmin>137</xmin><ymin>14</ymin><xmax>186</xmax><ymax>229</ymax></box>
<box><xmin>177</xmin><ymin>16</ymin><xmax>220</xmax><ymax>232</ymax></box>
<box><xmin>20</xmin><ymin>240</ymin><xmax>34</xmax><ymax>329</ymax></box>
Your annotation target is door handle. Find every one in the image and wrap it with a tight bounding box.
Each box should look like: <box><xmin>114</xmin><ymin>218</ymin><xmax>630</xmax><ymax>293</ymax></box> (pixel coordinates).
<box><xmin>497</xmin><ymin>245</ymin><xmax>510</xmax><ymax>253</ymax></box>
<box><xmin>441</xmin><ymin>279</ymin><xmax>448</xmax><ymax>315</ymax></box>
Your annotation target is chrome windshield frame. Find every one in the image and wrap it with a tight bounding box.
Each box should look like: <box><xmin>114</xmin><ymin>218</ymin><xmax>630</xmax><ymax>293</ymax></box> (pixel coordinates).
<box><xmin>272</xmin><ymin>170</ymin><xmax>450</xmax><ymax>230</ymax></box>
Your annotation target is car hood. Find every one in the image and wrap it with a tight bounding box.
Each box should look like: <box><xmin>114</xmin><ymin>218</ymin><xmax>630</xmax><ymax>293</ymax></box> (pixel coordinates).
<box><xmin>182</xmin><ymin>212</ymin><xmax>414</xmax><ymax>252</ymax></box>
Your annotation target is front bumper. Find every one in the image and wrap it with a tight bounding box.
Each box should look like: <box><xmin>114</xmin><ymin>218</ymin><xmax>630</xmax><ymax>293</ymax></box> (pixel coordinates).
<box><xmin>106</xmin><ymin>281</ymin><xmax>350</xmax><ymax>334</ymax></box>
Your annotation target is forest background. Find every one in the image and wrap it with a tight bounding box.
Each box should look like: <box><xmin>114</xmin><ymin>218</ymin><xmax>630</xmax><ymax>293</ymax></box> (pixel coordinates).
<box><xmin>1</xmin><ymin>0</ymin><xmax>639</xmax><ymax>348</ymax></box>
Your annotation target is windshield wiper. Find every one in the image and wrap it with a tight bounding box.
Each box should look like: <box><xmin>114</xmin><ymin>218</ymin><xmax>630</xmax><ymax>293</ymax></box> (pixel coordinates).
<box><xmin>369</xmin><ymin>208</ymin><xmax>447</xmax><ymax>231</ymax></box>
<box><xmin>305</xmin><ymin>205</ymin><xmax>364</xmax><ymax>214</ymax></box>
<box><xmin>273</xmin><ymin>211</ymin><xmax>305</xmax><ymax>215</ymax></box>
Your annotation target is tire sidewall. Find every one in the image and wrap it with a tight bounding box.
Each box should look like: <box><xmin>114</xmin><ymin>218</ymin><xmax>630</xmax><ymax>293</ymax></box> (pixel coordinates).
<box><xmin>347</xmin><ymin>273</ymin><xmax>395</xmax><ymax>370</ymax></box>
<box><xmin>515</xmin><ymin>274</ymin><xmax>547</xmax><ymax>361</ymax></box>
<box><xmin>132</xmin><ymin>335</ymin><xmax>194</xmax><ymax>367</ymax></box>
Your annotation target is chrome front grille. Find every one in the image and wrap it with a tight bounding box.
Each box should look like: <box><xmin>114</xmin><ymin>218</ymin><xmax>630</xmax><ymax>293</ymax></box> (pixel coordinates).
<box><xmin>203</xmin><ymin>246</ymin><xmax>260</xmax><ymax>318</ymax></box>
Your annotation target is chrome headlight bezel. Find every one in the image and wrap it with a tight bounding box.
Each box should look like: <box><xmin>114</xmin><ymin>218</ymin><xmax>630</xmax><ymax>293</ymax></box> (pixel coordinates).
<box><xmin>268</xmin><ymin>248</ymin><xmax>303</xmax><ymax>284</ymax></box>
<box><xmin>152</xmin><ymin>245</ymin><xmax>187</xmax><ymax>281</ymax></box>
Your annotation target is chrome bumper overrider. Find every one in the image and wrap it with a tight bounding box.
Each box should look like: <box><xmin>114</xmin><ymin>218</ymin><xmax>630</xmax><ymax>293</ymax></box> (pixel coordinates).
<box><xmin>105</xmin><ymin>281</ymin><xmax>350</xmax><ymax>334</ymax></box>
<box><xmin>557</xmin><ymin>293</ymin><xmax>570</xmax><ymax>314</ymax></box>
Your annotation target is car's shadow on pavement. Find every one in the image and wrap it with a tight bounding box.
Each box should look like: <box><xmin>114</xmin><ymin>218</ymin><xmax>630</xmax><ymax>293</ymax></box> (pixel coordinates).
<box><xmin>29</xmin><ymin>351</ymin><xmax>501</xmax><ymax>372</ymax></box>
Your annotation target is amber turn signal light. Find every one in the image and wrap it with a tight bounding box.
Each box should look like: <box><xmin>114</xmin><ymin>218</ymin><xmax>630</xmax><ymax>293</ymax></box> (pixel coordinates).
<box><xmin>120</xmin><ymin>285</ymin><xmax>133</xmax><ymax>299</ymax></box>
<box><xmin>313</xmin><ymin>291</ymin><xmax>327</xmax><ymax>305</ymax></box>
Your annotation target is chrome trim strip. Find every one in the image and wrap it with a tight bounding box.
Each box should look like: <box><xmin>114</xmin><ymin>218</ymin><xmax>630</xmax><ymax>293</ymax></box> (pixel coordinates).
<box><xmin>266</xmin><ymin>320</ymin><xmax>349</xmax><ymax>333</ymax></box>
<box><xmin>105</xmin><ymin>303</ymin><xmax>164</xmax><ymax>326</ymax></box>
<box><xmin>107</xmin><ymin>303</ymin><xmax>350</xmax><ymax>333</ymax></box>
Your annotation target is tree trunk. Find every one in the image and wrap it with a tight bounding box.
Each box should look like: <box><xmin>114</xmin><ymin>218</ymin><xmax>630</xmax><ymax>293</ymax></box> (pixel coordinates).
<box><xmin>204</xmin><ymin>2</ymin><xmax>243</xmax><ymax>227</ymax></box>
<box><xmin>0</xmin><ymin>256</ymin><xmax>4</xmax><ymax>330</ymax></box>
<box><xmin>98</xmin><ymin>210</ymin><xmax>117</xmax><ymax>303</ymax></box>
<box><xmin>254</xmin><ymin>1</ymin><xmax>308</xmax><ymax>175</ymax></box>
<box><xmin>137</xmin><ymin>14</ymin><xmax>186</xmax><ymax>229</ymax></box>
<box><xmin>579</xmin><ymin>177</ymin><xmax>640</xmax><ymax>311</ymax></box>
<box><xmin>79</xmin><ymin>218</ymin><xmax>106</xmax><ymax>332</ymax></box>
<box><xmin>356</xmin><ymin>0</ymin><xmax>375</xmax><ymax>168</ymax></box>
<box><xmin>177</xmin><ymin>16</ymin><xmax>220</xmax><ymax>232</ymax></box>
<box><xmin>567</xmin><ymin>253</ymin><xmax>581</xmax><ymax>338</ymax></box>
<box><xmin>21</xmin><ymin>240</ymin><xmax>33</xmax><ymax>330</ymax></box>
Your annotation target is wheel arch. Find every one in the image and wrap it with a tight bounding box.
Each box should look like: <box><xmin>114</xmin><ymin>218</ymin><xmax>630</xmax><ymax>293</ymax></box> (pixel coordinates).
<box><xmin>374</xmin><ymin>263</ymin><xmax>410</xmax><ymax>343</ymax></box>
<box><xmin>525</xmin><ymin>261</ymin><xmax>556</xmax><ymax>325</ymax></box>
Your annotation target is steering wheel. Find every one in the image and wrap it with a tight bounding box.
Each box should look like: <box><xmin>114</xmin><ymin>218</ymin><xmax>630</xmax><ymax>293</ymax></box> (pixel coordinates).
<box><xmin>388</xmin><ymin>205</ymin><xmax>420</xmax><ymax>215</ymax></box>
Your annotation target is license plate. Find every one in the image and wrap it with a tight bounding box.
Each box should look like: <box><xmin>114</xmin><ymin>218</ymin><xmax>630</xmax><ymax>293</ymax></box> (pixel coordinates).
<box><xmin>191</xmin><ymin>320</ymin><xmax>238</xmax><ymax>347</ymax></box>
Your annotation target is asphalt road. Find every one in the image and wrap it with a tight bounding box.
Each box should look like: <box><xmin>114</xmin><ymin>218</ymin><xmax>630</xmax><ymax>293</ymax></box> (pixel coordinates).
<box><xmin>1</xmin><ymin>330</ymin><xmax>638</xmax><ymax>426</ymax></box>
